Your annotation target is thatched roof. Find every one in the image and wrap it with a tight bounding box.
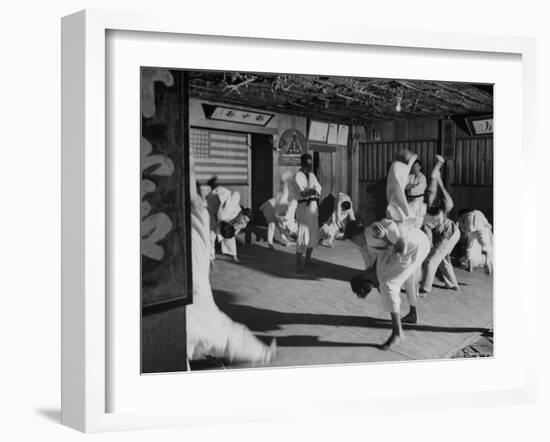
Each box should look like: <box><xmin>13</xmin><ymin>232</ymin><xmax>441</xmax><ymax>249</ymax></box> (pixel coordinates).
<box><xmin>188</xmin><ymin>71</ymin><xmax>493</xmax><ymax>123</ymax></box>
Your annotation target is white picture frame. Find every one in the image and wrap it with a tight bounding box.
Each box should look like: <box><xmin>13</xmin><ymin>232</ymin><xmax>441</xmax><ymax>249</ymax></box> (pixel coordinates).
<box><xmin>327</xmin><ymin>123</ymin><xmax>339</xmax><ymax>144</ymax></box>
<box><xmin>308</xmin><ymin>120</ymin><xmax>330</xmax><ymax>142</ymax></box>
<box><xmin>61</xmin><ymin>9</ymin><xmax>537</xmax><ymax>433</ymax></box>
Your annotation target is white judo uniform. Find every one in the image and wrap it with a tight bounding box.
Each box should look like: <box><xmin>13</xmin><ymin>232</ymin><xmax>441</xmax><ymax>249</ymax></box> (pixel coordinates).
<box><xmin>206</xmin><ymin>186</ymin><xmax>243</xmax><ymax>259</ymax></box>
<box><xmin>458</xmin><ymin>210</ymin><xmax>493</xmax><ymax>273</ymax></box>
<box><xmin>406</xmin><ymin>172</ymin><xmax>427</xmax><ymax>221</ymax></box>
<box><xmin>186</xmin><ymin>193</ymin><xmax>274</xmax><ymax>363</ymax></box>
<box><xmin>421</xmin><ymin>213</ymin><xmax>460</xmax><ymax>291</ymax></box>
<box><xmin>259</xmin><ymin>177</ymin><xmax>297</xmax><ymax>247</ymax></box>
<box><xmin>360</xmin><ymin>219</ymin><xmax>430</xmax><ymax>313</ymax></box>
<box><xmin>291</xmin><ymin>169</ymin><xmax>322</xmax><ymax>254</ymax></box>
<box><xmin>386</xmin><ymin>160</ymin><xmax>415</xmax><ymax>222</ymax></box>
<box><xmin>360</xmin><ymin>158</ymin><xmax>430</xmax><ymax>313</ymax></box>
<box><xmin>321</xmin><ymin>192</ymin><xmax>356</xmax><ymax>247</ymax></box>
<box><xmin>419</xmin><ymin>168</ymin><xmax>460</xmax><ymax>292</ymax></box>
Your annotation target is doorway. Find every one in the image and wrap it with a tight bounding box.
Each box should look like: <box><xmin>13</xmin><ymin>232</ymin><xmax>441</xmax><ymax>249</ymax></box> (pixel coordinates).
<box><xmin>250</xmin><ymin>133</ymin><xmax>274</xmax><ymax>225</ymax></box>
<box><xmin>313</xmin><ymin>150</ymin><xmax>336</xmax><ymax>226</ymax></box>
<box><xmin>316</xmin><ymin>151</ymin><xmax>335</xmax><ymax>200</ymax></box>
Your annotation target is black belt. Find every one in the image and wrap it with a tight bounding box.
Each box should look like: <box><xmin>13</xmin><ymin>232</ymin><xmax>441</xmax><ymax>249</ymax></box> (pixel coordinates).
<box><xmin>298</xmin><ymin>198</ymin><xmax>319</xmax><ymax>205</ymax></box>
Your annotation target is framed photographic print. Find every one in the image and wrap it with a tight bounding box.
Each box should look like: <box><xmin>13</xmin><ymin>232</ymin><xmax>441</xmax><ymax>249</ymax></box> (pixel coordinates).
<box><xmin>61</xmin><ymin>9</ymin><xmax>537</xmax><ymax>433</ymax></box>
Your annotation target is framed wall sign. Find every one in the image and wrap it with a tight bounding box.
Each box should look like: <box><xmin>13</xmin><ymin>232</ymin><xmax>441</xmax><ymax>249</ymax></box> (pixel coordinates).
<box><xmin>61</xmin><ymin>9</ymin><xmax>536</xmax><ymax>433</ymax></box>
<box><xmin>465</xmin><ymin>114</ymin><xmax>494</xmax><ymax>136</ymax></box>
<box><xmin>202</xmin><ymin>103</ymin><xmax>274</xmax><ymax>126</ymax></box>
<box><xmin>337</xmin><ymin>124</ymin><xmax>350</xmax><ymax>145</ymax></box>
<box><xmin>308</xmin><ymin>120</ymin><xmax>329</xmax><ymax>142</ymax></box>
<box><xmin>278</xmin><ymin>128</ymin><xmax>307</xmax><ymax>165</ymax></box>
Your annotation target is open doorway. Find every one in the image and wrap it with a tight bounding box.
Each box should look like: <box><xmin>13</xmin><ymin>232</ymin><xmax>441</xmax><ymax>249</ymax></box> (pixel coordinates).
<box><xmin>313</xmin><ymin>149</ymin><xmax>336</xmax><ymax>226</ymax></box>
<box><xmin>250</xmin><ymin>133</ymin><xmax>274</xmax><ymax>226</ymax></box>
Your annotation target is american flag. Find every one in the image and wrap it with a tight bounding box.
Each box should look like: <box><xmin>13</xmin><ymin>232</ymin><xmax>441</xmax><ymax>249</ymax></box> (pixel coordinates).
<box><xmin>190</xmin><ymin>128</ymin><xmax>249</xmax><ymax>184</ymax></box>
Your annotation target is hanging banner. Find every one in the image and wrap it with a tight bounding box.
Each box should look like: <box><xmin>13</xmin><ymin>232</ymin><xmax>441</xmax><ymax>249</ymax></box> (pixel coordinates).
<box><xmin>278</xmin><ymin>128</ymin><xmax>307</xmax><ymax>166</ymax></box>
<box><xmin>141</xmin><ymin>68</ymin><xmax>193</xmax><ymax>308</ymax></box>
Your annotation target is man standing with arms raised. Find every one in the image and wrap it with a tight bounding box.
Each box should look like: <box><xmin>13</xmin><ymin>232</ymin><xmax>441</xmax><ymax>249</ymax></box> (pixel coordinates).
<box><xmin>292</xmin><ymin>153</ymin><xmax>322</xmax><ymax>273</ymax></box>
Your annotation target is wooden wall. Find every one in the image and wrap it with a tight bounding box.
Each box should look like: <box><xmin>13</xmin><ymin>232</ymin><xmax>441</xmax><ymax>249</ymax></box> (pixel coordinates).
<box><xmin>189</xmin><ymin>98</ymin><xmax>354</xmax><ymax>209</ymax></box>
<box><xmin>356</xmin><ymin>118</ymin><xmax>493</xmax><ymax>225</ymax></box>
<box><xmin>314</xmin><ymin>146</ymin><xmax>350</xmax><ymax>199</ymax></box>
<box><xmin>189</xmin><ymin>98</ymin><xmax>308</xmax><ymax>207</ymax></box>
<box><xmin>454</xmin><ymin>137</ymin><xmax>493</xmax><ymax>186</ymax></box>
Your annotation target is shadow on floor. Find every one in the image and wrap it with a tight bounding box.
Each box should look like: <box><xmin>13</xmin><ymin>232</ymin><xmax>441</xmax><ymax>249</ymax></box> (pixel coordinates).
<box><xmin>219</xmin><ymin>243</ymin><xmax>361</xmax><ymax>283</ymax></box>
<box><xmin>274</xmin><ymin>334</ymin><xmax>383</xmax><ymax>348</ymax></box>
<box><xmin>432</xmin><ymin>282</ymin><xmax>468</xmax><ymax>290</ymax></box>
<box><xmin>212</xmin><ymin>292</ymin><xmax>491</xmax><ymax>335</ymax></box>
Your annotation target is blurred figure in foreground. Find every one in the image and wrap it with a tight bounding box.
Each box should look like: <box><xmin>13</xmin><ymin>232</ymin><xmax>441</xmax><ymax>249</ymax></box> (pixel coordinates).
<box><xmin>187</xmin><ymin>165</ymin><xmax>276</xmax><ymax>367</ymax></box>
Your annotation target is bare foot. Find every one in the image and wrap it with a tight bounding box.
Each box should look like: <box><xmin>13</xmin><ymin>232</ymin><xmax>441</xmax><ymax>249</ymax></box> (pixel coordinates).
<box><xmin>381</xmin><ymin>332</ymin><xmax>404</xmax><ymax>351</ymax></box>
<box><xmin>266</xmin><ymin>339</ymin><xmax>277</xmax><ymax>363</ymax></box>
<box><xmin>402</xmin><ymin>311</ymin><xmax>418</xmax><ymax>324</ymax></box>
<box><xmin>419</xmin><ymin>289</ymin><xmax>430</xmax><ymax>298</ymax></box>
<box><xmin>259</xmin><ymin>339</ymin><xmax>277</xmax><ymax>365</ymax></box>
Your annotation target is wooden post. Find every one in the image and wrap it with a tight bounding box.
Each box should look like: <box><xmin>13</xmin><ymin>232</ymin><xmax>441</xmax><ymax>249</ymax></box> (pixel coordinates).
<box><xmin>350</xmin><ymin>125</ymin><xmax>361</xmax><ymax>216</ymax></box>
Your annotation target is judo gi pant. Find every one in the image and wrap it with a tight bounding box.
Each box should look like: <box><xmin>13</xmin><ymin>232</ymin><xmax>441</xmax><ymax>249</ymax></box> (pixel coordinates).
<box><xmin>262</xmin><ymin>204</ymin><xmax>289</xmax><ymax>245</ymax></box>
<box><xmin>379</xmin><ymin>268</ymin><xmax>423</xmax><ymax>314</ymax></box>
<box><xmin>421</xmin><ymin>229</ymin><xmax>460</xmax><ymax>292</ymax></box>
<box><xmin>465</xmin><ymin>228</ymin><xmax>493</xmax><ymax>271</ymax></box>
<box><xmin>210</xmin><ymin>230</ymin><xmax>238</xmax><ymax>259</ymax></box>
<box><xmin>377</xmin><ymin>229</ymin><xmax>430</xmax><ymax>313</ymax></box>
<box><xmin>295</xmin><ymin>201</ymin><xmax>320</xmax><ymax>254</ymax></box>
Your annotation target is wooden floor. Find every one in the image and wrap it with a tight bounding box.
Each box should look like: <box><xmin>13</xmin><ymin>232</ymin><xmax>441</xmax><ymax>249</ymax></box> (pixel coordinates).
<box><xmin>204</xmin><ymin>235</ymin><xmax>494</xmax><ymax>370</ymax></box>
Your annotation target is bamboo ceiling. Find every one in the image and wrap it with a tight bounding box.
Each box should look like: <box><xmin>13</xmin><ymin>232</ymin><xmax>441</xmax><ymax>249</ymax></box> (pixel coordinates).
<box><xmin>188</xmin><ymin>71</ymin><xmax>493</xmax><ymax>123</ymax></box>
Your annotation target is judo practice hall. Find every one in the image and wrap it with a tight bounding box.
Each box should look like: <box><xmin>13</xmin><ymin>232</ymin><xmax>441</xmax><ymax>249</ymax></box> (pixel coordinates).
<box><xmin>140</xmin><ymin>69</ymin><xmax>494</xmax><ymax>373</ymax></box>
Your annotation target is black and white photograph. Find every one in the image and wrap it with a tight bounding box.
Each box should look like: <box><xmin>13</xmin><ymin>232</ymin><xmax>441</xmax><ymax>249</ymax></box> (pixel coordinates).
<box><xmin>141</xmin><ymin>68</ymin><xmax>494</xmax><ymax>373</ymax></box>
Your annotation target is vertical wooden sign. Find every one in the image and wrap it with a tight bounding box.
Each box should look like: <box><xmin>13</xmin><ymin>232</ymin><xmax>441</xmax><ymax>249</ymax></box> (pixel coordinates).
<box><xmin>141</xmin><ymin>68</ymin><xmax>192</xmax><ymax>308</ymax></box>
<box><xmin>441</xmin><ymin>119</ymin><xmax>456</xmax><ymax>160</ymax></box>
<box><xmin>141</xmin><ymin>68</ymin><xmax>192</xmax><ymax>373</ymax></box>
<box><xmin>440</xmin><ymin>118</ymin><xmax>456</xmax><ymax>191</ymax></box>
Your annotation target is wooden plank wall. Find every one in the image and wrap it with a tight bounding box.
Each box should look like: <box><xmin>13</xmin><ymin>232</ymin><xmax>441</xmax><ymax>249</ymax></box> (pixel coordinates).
<box><xmin>326</xmin><ymin>146</ymin><xmax>350</xmax><ymax>197</ymax></box>
<box><xmin>312</xmin><ymin>146</ymin><xmax>350</xmax><ymax>200</ymax></box>
<box><xmin>361</xmin><ymin>140</ymin><xmax>439</xmax><ymax>181</ymax></box>
<box><xmin>454</xmin><ymin>136</ymin><xmax>493</xmax><ymax>186</ymax></box>
<box><xmin>358</xmin><ymin>135</ymin><xmax>493</xmax><ymax>225</ymax></box>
